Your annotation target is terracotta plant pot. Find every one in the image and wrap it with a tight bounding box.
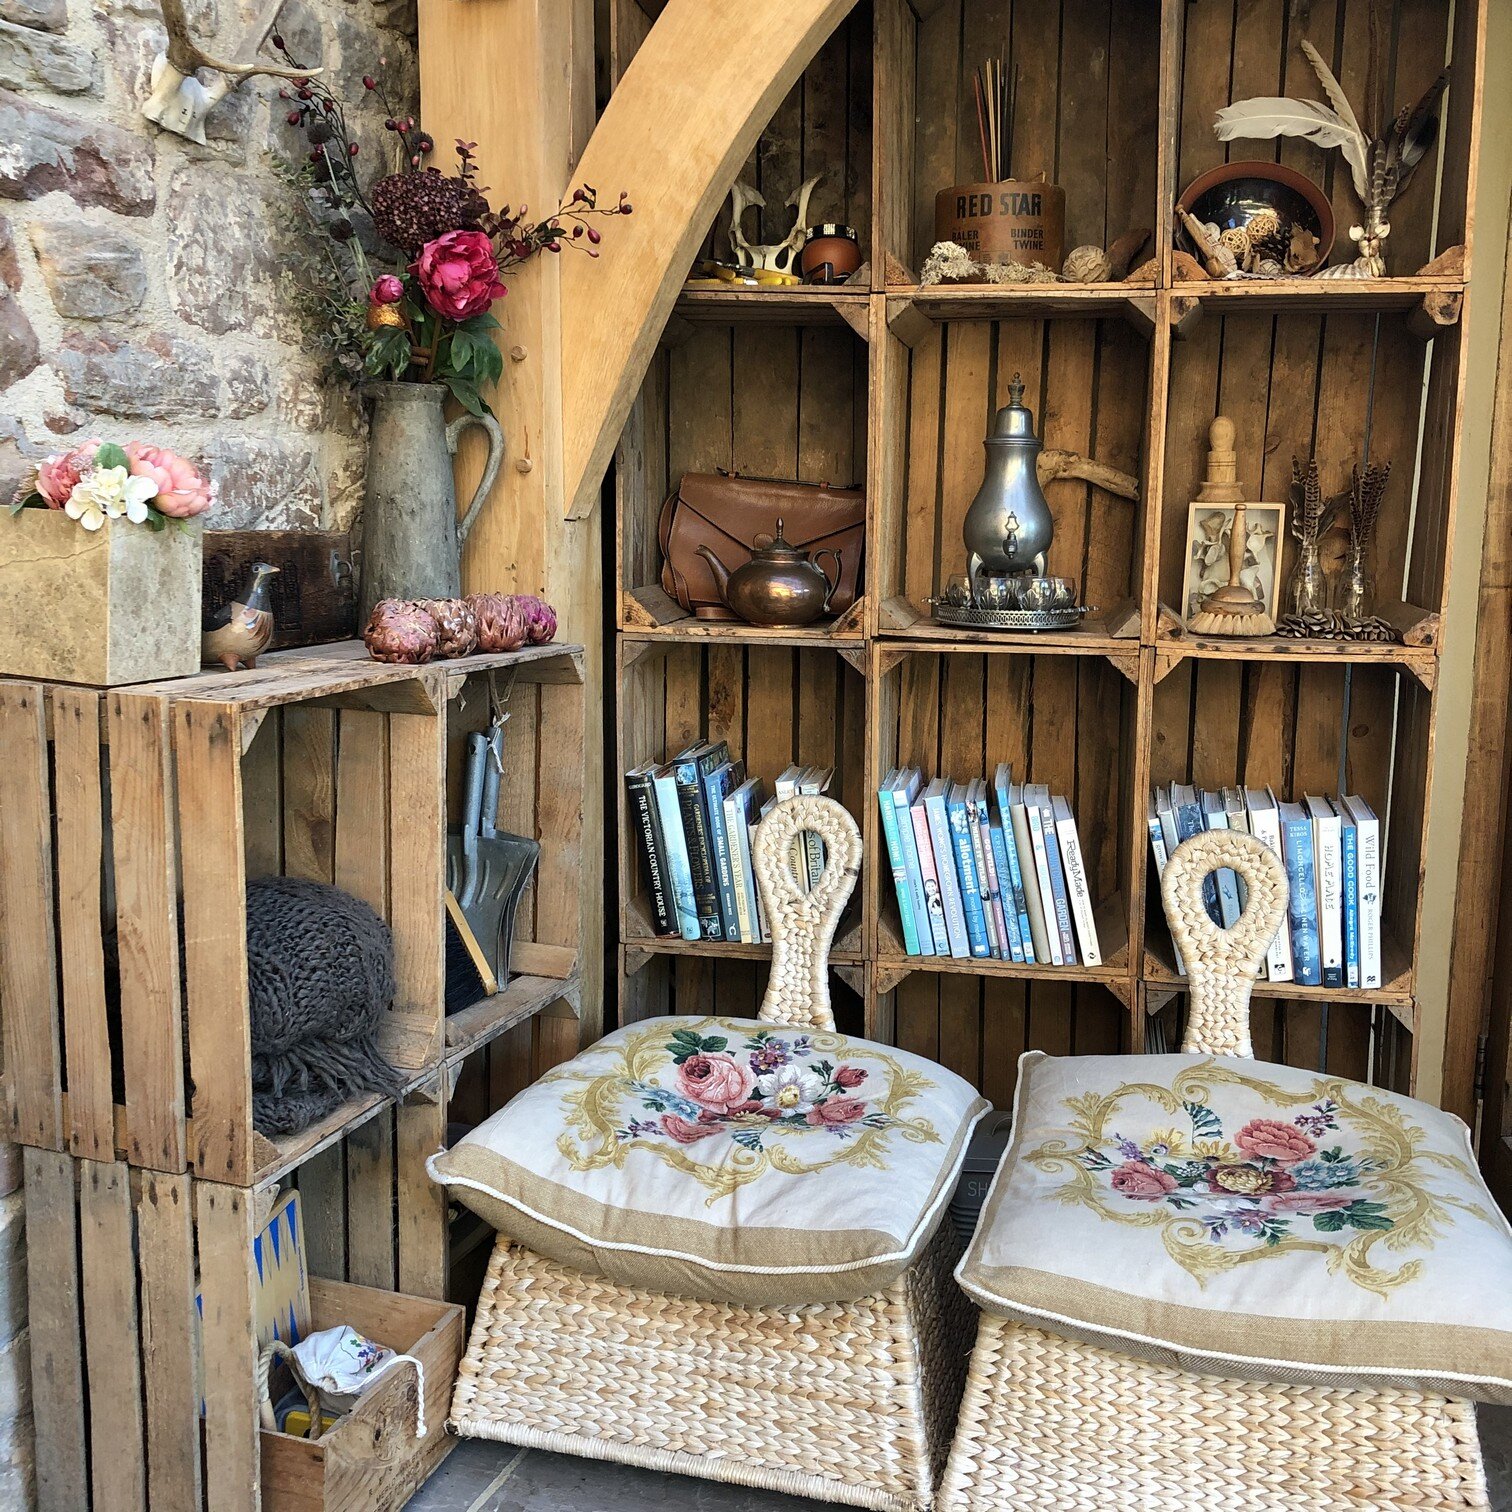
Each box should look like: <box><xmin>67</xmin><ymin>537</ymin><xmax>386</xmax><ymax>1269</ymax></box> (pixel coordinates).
<box><xmin>1177</xmin><ymin>160</ymin><xmax>1335</xmax><ymax>273</ymax></box>
<box><xmin>0</xmin><ymin>507</ymin><xmax>203</xmax><ymax>685</ymax></box>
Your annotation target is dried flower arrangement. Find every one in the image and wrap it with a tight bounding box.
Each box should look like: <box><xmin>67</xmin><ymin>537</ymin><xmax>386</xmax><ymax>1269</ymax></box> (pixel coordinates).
<box><xmin>11</xmin><ymin>439</ymin><xmax>213</xmax><ymax>532</ymax></box>
<box><xmin>273</xmin><ymin>48</ymin><xmax>630</xmax><ymax>416</ymax></box>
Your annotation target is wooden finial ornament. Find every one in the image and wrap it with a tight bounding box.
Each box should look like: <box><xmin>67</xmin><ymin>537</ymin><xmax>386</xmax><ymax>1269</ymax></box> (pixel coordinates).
<box><xmin>1188</xmin><ymin>417</ymin><xmax>1275</xmax><ymax>637</ymax></box>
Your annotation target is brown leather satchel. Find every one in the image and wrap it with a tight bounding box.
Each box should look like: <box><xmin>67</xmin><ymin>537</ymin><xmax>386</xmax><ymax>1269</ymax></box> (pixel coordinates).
<box><xmin>658</xmin><ymin>472</ymin><xmax>865</xmax><ymax>619</ymax></box>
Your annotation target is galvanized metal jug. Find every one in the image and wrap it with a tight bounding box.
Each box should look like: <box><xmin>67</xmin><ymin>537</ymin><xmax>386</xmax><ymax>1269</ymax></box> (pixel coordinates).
<box><xmin>359</xmin><ymin>382</ymin><xmax>504</xmax><ymax>618</ymax></box>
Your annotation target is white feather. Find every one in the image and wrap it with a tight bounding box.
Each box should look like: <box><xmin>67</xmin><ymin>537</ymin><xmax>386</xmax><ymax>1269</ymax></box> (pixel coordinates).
<box><xmin>1298</xmin><ymin>40</ymin><xmax>1371</xmax><ymax>203</ymax></box>
<box><xmin>1215</xmin><ymin>96</ymin><xmax>1367</xmax><ymax>197</ymax></box>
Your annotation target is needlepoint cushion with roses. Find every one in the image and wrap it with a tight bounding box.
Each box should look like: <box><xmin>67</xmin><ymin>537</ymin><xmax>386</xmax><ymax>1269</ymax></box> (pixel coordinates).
<box><xmin>428</xmin><ymin>1016</ymin><xmax>988</xmax><ymax>1306</ymax></box>
<box><xmin>957</xmin><ymin>1052</ymin><xmax>1512</xmax><ymax>1402</ymax></box>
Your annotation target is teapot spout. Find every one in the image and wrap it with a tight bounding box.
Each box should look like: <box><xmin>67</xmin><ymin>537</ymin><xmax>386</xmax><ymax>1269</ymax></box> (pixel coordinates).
<box><xmin>696</xmin><ymin>543</ymin><xmax>732</xmax><ymax>600</ymax></box>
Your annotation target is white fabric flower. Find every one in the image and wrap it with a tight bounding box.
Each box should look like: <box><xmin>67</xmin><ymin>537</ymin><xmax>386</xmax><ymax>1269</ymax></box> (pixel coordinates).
<box><xmin>755</xmin><ymin>1063</ymin><xmax>826</xmax><ymax>1115</ymax></box>
<box><xmin>65</xmin><ymin>465</ymin><xmax>158</xmax><ymax>530</ymax></box>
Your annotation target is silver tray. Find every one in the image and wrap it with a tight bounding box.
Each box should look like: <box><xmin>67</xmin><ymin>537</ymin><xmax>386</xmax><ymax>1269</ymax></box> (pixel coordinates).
<box><xmin>930</xmin><ymin>601</ymin><xmax>1095</xmax><ymax>633</ymax></box>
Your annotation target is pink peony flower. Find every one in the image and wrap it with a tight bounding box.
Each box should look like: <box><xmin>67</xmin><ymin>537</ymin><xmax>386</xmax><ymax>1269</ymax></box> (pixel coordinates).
<box><xmin>125</xmin><ymin>443</ymin><xmax>211</xmax><ymax>519</ymax></box>
<box><xmin>806</xmin><ymin>1096</ymin><xmax>867</xmax><ymax>1128</ymax></box>
<box><xmin>660</xmin><ymin>1114</ymin><xmax>723</xmax><ymax>1145</ymax></box>
<box><xmin>1109</xmin><ymin>1160</ymin><xmax>1178</xmax><ymax>1199</ymax></box>
<box><xmin>369</xmin><ymin>273</ymin><xmax>405</xmax><ymax>305</ymax></box>
<box><xmin>35</xmin><ymin>440</ymin><xmax>101</xmax><ymax>508</ymax></box>
<box><xmin>674</xmin><ymin>1052</ymin><xmax>756</xmax><ymax>1113</ymax></box>
<box><xmin>411</xmin><ymin>229</ymin><xmax>505</xmax><ymax>321</ymax></box>
<box><xmin>1234</xmin><ymin>1119</ymin><xmax>1316</xmax><ymax>1165</ymax></box>
<box><xmin>834</xmin><ymin>1065</ymin><xmax>867</xmax><ymax>1090</ymax></box>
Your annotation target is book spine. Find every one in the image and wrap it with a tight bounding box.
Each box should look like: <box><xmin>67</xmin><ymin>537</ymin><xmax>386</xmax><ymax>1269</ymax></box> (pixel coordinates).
<box><xmin>984</xmin><ymin>818</ymin><xmax>1022</xmax><ymax>962</ymax></box>
<box><xmin>1315</xmin><ymin>814</ymin><xmax>1344</xmax><ymax>990</ymax></box>
<box><xmin>998</xmin><ymin>801</ymin><xmax>1034</xmax><ymax>955</ymax></box>
<box><xmin>911</xmin><ymin>805</ymin><xmax>953</xmax><ymax>955</ymax></box>
<box><xmin>1024</xmin><ymin>803</ymin><xmax>1064</xmax><ymax>965</ymax></box>
<box><xmin>653</xmin><ymin>773</ymin><xmax>701</xmax><ymax>942</ymax></box>
<box><xmin>1283</xmin><ymin>818</ymin><xmax>1322</xmax><ymax>986</ymax></box>
<box><xmin>803</xmin><ymin>818</ymin><xmax>825</xmax><ymax>890</ymax></box>
<box><xmin>893</xmin><ymin>787</ymin><xmax>935</xmax><ymax>954</ymax></box>
<box><xmin>878</xmin><ymin>788</ymin><xmax>922</xmax><ymax>956</ymax></box>
<box><xmin>750</xmin><ymin>811</ymin><xmax>770</xmax><ymax>942</ymax></box>
<box><xmin>1012</xmin><ymin>805</ymin><xmax>1052</xmax><ymax>963</ymax></box>
<box><xmin>1038</xmin><ymin>798</ymin><xmax>1078</xmax><ymax>965</ymax></box>
<box><xmin>1246</xmin><ymin>804</ymin><xmax>1293</xmax><ymax>982</ymax></box>
<box><xmin>1202</xmin><ymin>808</ymin><xmax>1242</xmax><ymax>928</ymax></box>
<box><xmin>925</xmin><ymin>794</ymin><xmax>971</xmax><ymax>958</ymax></box>
<box><xmin>725</xmin><ymin>792</ymin><xmax>754</xmax><ymax>944</ymax></box>
<box><xmin>967</xmin><ymin>799</ymin><xmax>1001</xmax><ymax>957</ymax></box>
<box><xmin>948</xmin><ymin>795</ymin><xmax>991</xmax><ymax>959</ymax></box>
<box><xmin>1146</xmin><ymin>812</ymin><xmax>1184</xmax><ymax>975</ymax></box>
<box><xmin>676</xmin><ymin>764</ymin><xmax>723</xmax><ymax>940</ymax></box>
<box><xmin>706</xmin><ymin>773</ymin><xmax>740</xmax><ymax>941</ymax></box>
<box><xmin>1056</xmin><ymin>812</ymin><xmax>1101</xmax><ymax>967</ymax></box>
<box><xmin>1355</xmin><ymin>812</ymin><xmax>1382</xmax><ymax>990</ymax></box>
<box><xmin>1174</xmin><ymin>799</ymin><xmax>1220</xmax><ymax>925</ymax></box>
<box><xmin>1342</xmin><ymin>823</ymin><xmax>1360</xmax><ymax>990</ymax></box>
<box><xmin>626</xmin><ymin>771</ymin><xmax>677</xmax><ymax>935</ymax></box>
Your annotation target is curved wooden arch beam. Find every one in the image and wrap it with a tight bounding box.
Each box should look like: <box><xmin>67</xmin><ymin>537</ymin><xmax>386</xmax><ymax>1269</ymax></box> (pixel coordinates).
<box><xmin>559</xmin><ymin>0</ymin><xmax>860</xmax><ymax>518</ymax></box>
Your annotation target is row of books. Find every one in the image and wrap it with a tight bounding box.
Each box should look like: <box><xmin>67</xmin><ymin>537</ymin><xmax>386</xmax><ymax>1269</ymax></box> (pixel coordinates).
<box><xmin>625</xmin><ymin>744</ymin><xmax>833</xmax><ymax>942</ymax></box>
<box><xmin>1146</xmin><ymin>784</ymin><xmax>1382</xmax><ymax>990</ymax></box>
<box><xmin>878</xmin><ymin>767</ymin><xmax>1101</xmax><ymax>965</ymax></box>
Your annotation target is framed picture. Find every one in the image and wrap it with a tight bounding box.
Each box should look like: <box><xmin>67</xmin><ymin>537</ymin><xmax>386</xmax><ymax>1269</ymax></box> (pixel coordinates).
<box><xmin>1183</xmin><ymin>501</ymin><xmax>1286</xmax><ymax>623</ymax></box>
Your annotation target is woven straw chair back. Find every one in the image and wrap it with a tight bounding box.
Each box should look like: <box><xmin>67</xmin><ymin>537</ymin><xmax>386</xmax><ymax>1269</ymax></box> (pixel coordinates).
<box><xmin>1160</xmin><ymin>829</ymin><xmax>1289</xmax><ymax>1059</ymax></box>
<box><xmin>750</xmin><ymin>796</ymin><xmax>863</xmax><ymax>1033</ymax></box>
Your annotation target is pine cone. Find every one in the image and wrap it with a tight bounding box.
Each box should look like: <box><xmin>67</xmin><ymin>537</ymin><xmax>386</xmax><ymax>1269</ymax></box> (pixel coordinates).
<box><xmin>363</xmin><ymin>599</ymin><xmax>440</xmax><ymax>663</ymax></box>
<box><xmin>370</xmin><ymin>168</ymin><xmax>486</xmax><ymax>256</ymax></box>
<box><xmin>467</xmin><ymin>592</ymin><xmax>528</xmax><ymax>652</ymax></box>
<box><xmin>415</xmin><ymin>596</ymin><xmax>479</xmax><ymax>657</ymax></box>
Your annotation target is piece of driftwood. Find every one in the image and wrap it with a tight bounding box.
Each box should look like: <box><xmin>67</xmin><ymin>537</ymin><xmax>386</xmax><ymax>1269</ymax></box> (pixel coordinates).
<box><xmin>1038</xmin><ymin>450</ymin><xmax>1138</xmax><ymax>501</ymax></box>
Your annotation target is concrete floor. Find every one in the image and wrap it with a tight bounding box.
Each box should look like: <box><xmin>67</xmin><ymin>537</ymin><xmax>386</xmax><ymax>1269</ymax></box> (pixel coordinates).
<box><xmin>408</xmin><ymin>1410</ymin><xmax>1512</xmax><ymax>1510</ymax></box>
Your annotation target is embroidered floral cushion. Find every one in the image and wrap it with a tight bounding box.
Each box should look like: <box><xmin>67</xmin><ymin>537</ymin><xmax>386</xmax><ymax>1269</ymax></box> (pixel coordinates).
<box><xmin>429</xmin><ymin>1016</ymin><xmax>988</xmax><ymax>1306</ymax></box>
<box><xmin>957</xmin><ymin>1051</ymin><xmax>1512</xmax><ymax>1402</ymax></box>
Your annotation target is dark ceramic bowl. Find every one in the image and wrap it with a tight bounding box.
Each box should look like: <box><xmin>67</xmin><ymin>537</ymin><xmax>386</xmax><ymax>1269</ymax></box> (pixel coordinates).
<box><xmin>1177</xmin><ymin>160</ymin><xmax>1334</xmax><ymax>273</ymax></box>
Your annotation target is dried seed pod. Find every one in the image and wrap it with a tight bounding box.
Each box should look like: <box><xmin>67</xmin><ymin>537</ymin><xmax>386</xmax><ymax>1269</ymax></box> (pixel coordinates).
<box><xmin>364</xmin><ymin>599</ymin><xmax>440</xmax><ymax>663</ymax></box>
<box><xmin>467</xmin><ymin>592</ymin><xmax>529</xmax><ymax>651</ymax></box>
<box><xmin>414</xmin><ymin>597</ymin><xmax>479</xmax><ymax>657</ymax></box>
<box><xmin>514</xmin><ymin>595</ymin><xmax>559</xmax><ymax>644</ymax></box>
<box><xmin>1061</xmin><ymin>244</ymin><xmax>1112</xmax><ymax>283</ymax></box>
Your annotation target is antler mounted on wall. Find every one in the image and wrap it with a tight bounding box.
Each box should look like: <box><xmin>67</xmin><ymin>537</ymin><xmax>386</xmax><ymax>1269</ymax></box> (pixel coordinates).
<box><xmin>142</xmin><ymin>0</ymin><xmax>319</xmax><ymax>146</ymax></box>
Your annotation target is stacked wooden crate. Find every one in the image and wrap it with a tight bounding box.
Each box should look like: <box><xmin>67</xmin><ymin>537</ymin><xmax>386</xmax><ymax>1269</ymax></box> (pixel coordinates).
<box><xmin>0</xmin><ymin>639</ymin><xmax>585</xmax><ymax>1510</ymax></box>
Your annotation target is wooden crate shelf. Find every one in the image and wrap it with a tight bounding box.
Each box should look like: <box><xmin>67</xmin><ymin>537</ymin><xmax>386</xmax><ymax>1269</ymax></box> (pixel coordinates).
<box><xmin>608</xmin><ymin>0</ymin><xmax>1486</xmax><ymax>1097</ymax></box>
<box><xmin>673</xmin><ymin>288</ymin><xmax>870</xmax><ymax>329</ymax></box>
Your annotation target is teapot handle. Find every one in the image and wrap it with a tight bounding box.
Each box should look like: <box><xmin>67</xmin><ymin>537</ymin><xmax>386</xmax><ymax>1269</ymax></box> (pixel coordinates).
<box><xmin>812</xmin><ymin>548</ymin><xmax>842</xmax><ymax>612</ymax></box>
<box><xmin>445</xmin><ymin>410</ymin><xmax>505</xmax><ymax>548</ymax></box>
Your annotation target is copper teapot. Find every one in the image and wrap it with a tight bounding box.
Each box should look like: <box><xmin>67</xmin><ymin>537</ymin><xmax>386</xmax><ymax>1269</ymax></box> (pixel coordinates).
<box><xmin>697</xmin><ymin>520</ymin><xmax>841</xmax><ymax>626</ymax></box>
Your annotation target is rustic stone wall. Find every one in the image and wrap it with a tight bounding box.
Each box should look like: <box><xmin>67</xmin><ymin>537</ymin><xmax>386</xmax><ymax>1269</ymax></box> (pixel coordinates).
<box><xmin>0</xmin><ymin>0</ymin><xmax>417</xmax><ymax>1501</ymax></box>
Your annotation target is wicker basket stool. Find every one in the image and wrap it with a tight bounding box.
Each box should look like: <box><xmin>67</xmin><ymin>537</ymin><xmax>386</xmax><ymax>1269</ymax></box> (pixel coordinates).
<box><xmin>438</xmin><ymin>797</ymin><xmax>986</xmax><ymax>1511</ymax></box>
<box><xmin>939</xmin><ymin>830</ymin><xmax>1494</xmax><ymax>1512</ymax></box>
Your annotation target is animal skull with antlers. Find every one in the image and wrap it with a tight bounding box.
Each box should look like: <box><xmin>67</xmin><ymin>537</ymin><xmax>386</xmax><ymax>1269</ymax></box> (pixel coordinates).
<box><xmin>142</xmin><ymin>0</ymin><xmax>318</xmax><ymax>146</ymax></box>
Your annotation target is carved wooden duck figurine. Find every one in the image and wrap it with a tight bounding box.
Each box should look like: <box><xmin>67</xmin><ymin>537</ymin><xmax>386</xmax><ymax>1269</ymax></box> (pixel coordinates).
<box><xmin>202</xmin><ymin>561</ymin><xmax>278</xmax><ymax>670</ymax></box>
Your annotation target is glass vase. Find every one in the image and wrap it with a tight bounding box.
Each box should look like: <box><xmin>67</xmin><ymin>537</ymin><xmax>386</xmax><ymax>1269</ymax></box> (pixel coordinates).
<box><xmin>1337</xmin><ymin>539</ymin><xmax>1374</xmax><ymax>622</ymax></box>
<box><xmin>1286</xmin><ymin>538</ymin><xmax>1328</xmax><ymax>617</ymax></box>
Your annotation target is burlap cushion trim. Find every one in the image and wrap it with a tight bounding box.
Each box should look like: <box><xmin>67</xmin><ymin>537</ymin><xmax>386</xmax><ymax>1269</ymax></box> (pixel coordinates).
<box><xmin>429</xmin><ymin>1101</ymin><xmax>986</xmax><ymax>1308</ymax></box>
<box><xmin>956</xmin><ymin>1050</ymin><xmax>1512</xmax><ymax>1404</ymax></box>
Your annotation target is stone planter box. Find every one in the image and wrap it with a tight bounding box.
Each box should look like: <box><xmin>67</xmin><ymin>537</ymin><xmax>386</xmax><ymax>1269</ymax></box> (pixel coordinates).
<box><xmin>0</xmin><ymin>507</ymin><xmax>202</xmax><ymax>685</ymax></box>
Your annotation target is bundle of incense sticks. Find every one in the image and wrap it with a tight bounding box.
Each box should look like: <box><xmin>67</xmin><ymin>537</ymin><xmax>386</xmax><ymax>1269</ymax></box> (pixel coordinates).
<box><xmin>973</xmin><ymin>57</ymin><xmax>1018</xmax><ymax>182</ymax></box>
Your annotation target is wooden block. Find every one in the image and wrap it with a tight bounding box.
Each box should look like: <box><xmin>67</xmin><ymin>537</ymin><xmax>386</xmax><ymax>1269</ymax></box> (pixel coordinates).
<box><xmin>79</xmin><ymin>1159</ymin><xmax>147</xmax><ymax>1512</ymax></box>
<box><xmin>51</xmin><ymin>689</ymin><xmax>113</xmax><ymax>1162</ymax></box>
<box><xmin>134</xmin><ymin>1170</ymin><xmax>202</xmax><ymax>1512</ymax></box>
<box><xmin>24</xmin><ymin>1148</ymin><xmax>88</xmax><ymax>1512</ymax></box>
<box><xmin>109</xmin><ymin>692</ymin><xmax>187</xmax><ymax>1172</ymax></box>
<box><xmin>0</xmin><ymin>684</ymin><xmax>63</xmax><ymax>1149</ymax></box>
<box><xmin>396</xmin><ymin>1097</ymin><xmax>447</xmax><ymax>1301</ymax></box>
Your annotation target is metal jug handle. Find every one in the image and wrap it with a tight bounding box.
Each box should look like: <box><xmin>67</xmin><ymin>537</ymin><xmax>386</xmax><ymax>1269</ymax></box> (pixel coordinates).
<box><xmin>812</xmin><ymin>547</ymin><xmax>842</xmax><ymax>612</ymax></box>
<box><xmin>445</xmin><ymin>409</ymin><xmax>505</xmax><ymax>547</ymax></box>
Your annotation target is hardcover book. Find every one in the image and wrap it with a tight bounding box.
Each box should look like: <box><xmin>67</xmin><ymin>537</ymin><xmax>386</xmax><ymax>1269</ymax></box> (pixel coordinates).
<box><xmin>652</xmin><ymin>762</ymin><xmax>700</xmax><ymax>943</ymax></box>
<box><xmin>992</xmin><ymin>764</ymin><xmax>1034</xmax><ymax>958</ymax></box>
<box><xmin>1052</xmin><ymin>794</ymin><xmax>1101</xmax><ymax>967</ymax></box>
<box><xmin>1341</xmin><ymin>803</ymin><xmax>1361</xmax><ymax>990</ymax></box>
<box><xmin>1341</xmin><ymin>794</ymin><xmax>1382</xmax><ymax>989</ymax></box>
<box><xmin>1199</xmin><ymin>789</ymin><xmax>1242</xmax><ymax>929</ymax></box>
<box><xmin>1306</xmin><ymin>793</ymin><xmax>1344</xmax><ymax>990</ymax></box>
<box><xmin>672</xmin><ymin>742</ymin><xmax>724</xmax><ymax>941</ymax></box>
<box><xmin>910</xmin><ymin>798</ymin><xmax>952</xmax><ymax>956</ymax></box>
<box><xmin>797</xmin><ymin>766</ymin><xmax>833</xmax><ymax>887</ymax></box>
<box><xmin>704</xmin><ymin>757</ymin><xmax>744</xmax><ymax>941</ymax></box>
<box><xmin>1146</xmin><ymin>792</ymin><xmax>1183</xmax><ymax>975</ymax></box>
<box><xmin>1170</xmin><ymin>783</ymin><xmax>1219</xmax><ymax>926</ymax></box>
<box><xmin>891</xmin><ymin>768</ymin><xmax>935</xmax><ymax>955</ymax></box>
<box><xmin>1244</xmin><ymin>786</ymin><xmax>1294</xmax><ymax>983</ymax></box>
<box><xmin>948</xmin><ymin>781</ymin><xmax>992</xmax><ymax>959</ymax></box>
<box><xmin>966</xmin><ymin>780</ymin><xmax>1003</xmax><ymax>958</ymax></box>
<box><xmin>1009</xmin><ymin>783</ymin><xmax>1053</xmax><ymax>964</ymax></box>
<box><xmin>724</xmin><ymin>776</ymin><xmax>763</xmax><ymax>944</ymax></box>
<box><xmin>1279</xmin><ymin>798</ymin><xmax>1322</xmax><ymax>987</ymax></box>
<box><xmin>924</xmin><ymin>777</ymin><xmax>971</xmax><ymax>958</ymax></box>
<box><xmin>878</xmin><ymin>771</ymin><xmax>922</xmax><ymax>956</ymax></box>
<box><xmin>987</xmin><ymin>819</ymin><xmax>1024</xmax><ymax>962</ymax></box>
<box><xmin>625</xmin><ymin>763</ymin><xmax>677</xmax><ymax>936</ymax></box>
<box><xmin>1030</xmin><ymin>784</ymin><xmax>1077</xmax><ymax>966</ymax></box>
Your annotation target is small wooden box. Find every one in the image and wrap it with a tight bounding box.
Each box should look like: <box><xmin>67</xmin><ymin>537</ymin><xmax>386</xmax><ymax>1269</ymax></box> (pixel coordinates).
<box><xmin>0</xmin><ymin>508</ymin><xmax>202</xmax><ymax>685</ymax></box>
<box><xmin>260</xmin><ymin>1277</ymin><xmax>463</xmax><ymax>1512</ymax></box>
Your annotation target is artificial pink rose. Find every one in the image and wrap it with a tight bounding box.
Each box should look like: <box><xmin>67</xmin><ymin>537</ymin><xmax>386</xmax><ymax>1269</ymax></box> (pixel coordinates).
<box><xmin>411</xmin><ymin>229</ymin><xmax>506</xmax><ymax>321</ymax></box>
<box><xmin>806</xmin><ymin>1096</ymin><xmax>867</xmax><ymax>1128</ymax></box>
<box><xmin>833</xmin><ymin>1065</ymin><xmax>867</xmax><ymax>1090</ymax></box>
<box><xmin>1234</xmin><ymin>1119</ymin><xmax>1316</xmax><ymax>1165</ymax></box>
<box><xmin>674</xmin><ymin>1052</ymin><xmax>756</xmax><ymax>1113</ymax></box>
<box><xmin>125</xmin><ymin>443</ymin><xmax>211</xmax><ymax>519</ymax></box>
<box><xmin>661</xmin><ymin>1114</ymin><xmax>722</xmax><ymax>1145</ymax></box>
<box><xmin>1109</xmin><ymin>1160</ymin><xmax>1178</xmax><ymax>1199</ymax></box>
<box><xmin>35</xmin><ymin>440</ymin><xmax>101</xmax><ymax>508</ymax></box>
<box><xmin>369</xmin><ymin>273</ymin><xmax>405</xmax><ymax>305</ymax></box>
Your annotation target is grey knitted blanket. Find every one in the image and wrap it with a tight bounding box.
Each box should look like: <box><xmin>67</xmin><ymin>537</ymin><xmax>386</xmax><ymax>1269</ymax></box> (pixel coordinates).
<box><xmin>248</xmin><ymin>877</ymin><xmax>401</xmax><ymax>1136</ymax></box>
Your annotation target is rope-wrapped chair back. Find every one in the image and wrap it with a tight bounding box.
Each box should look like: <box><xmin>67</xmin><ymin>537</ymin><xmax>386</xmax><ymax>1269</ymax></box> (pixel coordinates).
<box><xmin>751</xmin><ymin>796</ymin><xmax>862</xmax><ymax>1032</ymax></box>
<box><xmin>1161</xmin><ymin>830</ymin><xmax>1289</xmax><ymax>1058</ymax></box>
